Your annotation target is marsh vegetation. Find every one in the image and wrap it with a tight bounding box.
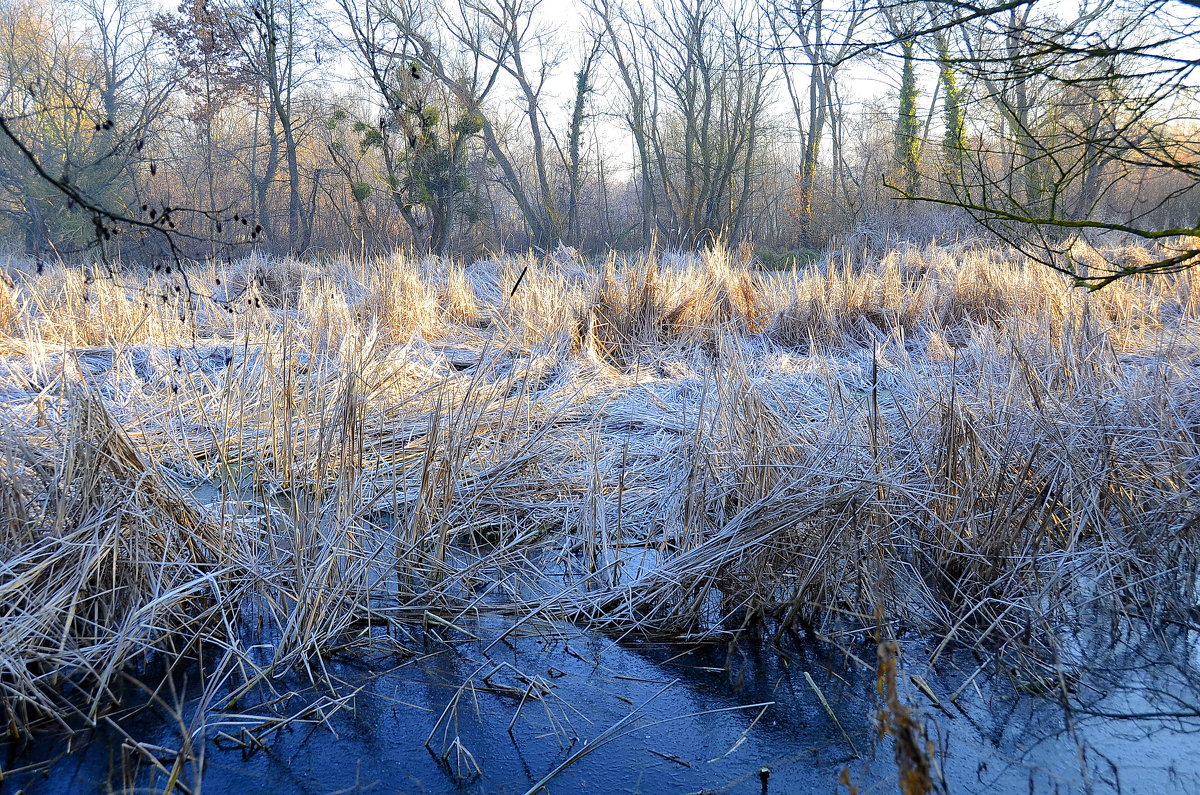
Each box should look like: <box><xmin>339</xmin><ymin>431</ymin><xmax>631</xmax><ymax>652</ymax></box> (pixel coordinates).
<box><xmin>1</xmin><ymin>242</ymin><xmax>1198</xmax><ymax>792</ymax></box>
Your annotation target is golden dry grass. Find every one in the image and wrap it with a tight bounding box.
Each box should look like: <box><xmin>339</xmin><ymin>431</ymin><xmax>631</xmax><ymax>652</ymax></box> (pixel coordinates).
<box><xmin>1</xmin><ymin>242</ymin><xmax>1197</xmax><ymax>755</ymax></box>
<box><xmin>0</xmin><ymin>273</ymin><xmax>17</xmax><ymax>340</ymax></box>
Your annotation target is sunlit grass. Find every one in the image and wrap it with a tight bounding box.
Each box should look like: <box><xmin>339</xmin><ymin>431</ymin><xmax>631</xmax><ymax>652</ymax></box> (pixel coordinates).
<box><xmin>1</xmin><ymin>241</ymin><xmax>1197</xmax><ymax>748</ymax></box>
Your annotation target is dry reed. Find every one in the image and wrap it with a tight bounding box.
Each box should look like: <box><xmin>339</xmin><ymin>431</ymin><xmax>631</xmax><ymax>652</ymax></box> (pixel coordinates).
<box><xmin>0</xmin><ymin>242</ymin><xmax>1197</xmax><ymax>774</ymax></box>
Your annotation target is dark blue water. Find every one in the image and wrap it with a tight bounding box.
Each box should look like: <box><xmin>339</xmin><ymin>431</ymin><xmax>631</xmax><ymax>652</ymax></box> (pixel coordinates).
<box><xmin>5</xmin><ymin>617</ymin><xmax>1200</xmax><ymax>793</ymax></box>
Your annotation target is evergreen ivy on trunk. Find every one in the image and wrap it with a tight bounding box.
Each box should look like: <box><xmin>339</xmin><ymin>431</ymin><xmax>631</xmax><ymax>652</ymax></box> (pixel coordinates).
<box><xmin>895</xmin><ymin>39</ymin><xmax>921</xmax><ymax>196</ymax></box>
<box><xmin>936</xmin><ymin>32</ymin><xmax>966</xmax><ymax>194</ymax></box>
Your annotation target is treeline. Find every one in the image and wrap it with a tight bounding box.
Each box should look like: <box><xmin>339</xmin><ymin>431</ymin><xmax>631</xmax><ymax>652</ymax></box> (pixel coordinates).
<box><xmin>0</xmin><ymin>0</ymin><xmax>1196</xmax><ymax>268</ymax></box>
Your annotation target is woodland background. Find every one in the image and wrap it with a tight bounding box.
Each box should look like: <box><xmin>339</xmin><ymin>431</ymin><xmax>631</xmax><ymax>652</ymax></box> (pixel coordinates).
<box><xmin>0</xmin><ymin>0</ymin><xmax>1196</xmax><ymax>277</ymax></box>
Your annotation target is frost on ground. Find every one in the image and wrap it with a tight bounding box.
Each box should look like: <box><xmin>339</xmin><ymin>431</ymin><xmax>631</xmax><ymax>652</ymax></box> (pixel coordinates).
<box><xmin>0</xmin><ymin>242</ymin><xmax>1198</xmax><ymax>735</ymax></box>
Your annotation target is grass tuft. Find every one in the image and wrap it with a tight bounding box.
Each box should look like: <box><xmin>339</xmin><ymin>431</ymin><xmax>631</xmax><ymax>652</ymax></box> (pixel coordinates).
<box><xmin>0</xmin><ymin>241</ymin><xmax>1197</xmax><ymax>767</ymax></box>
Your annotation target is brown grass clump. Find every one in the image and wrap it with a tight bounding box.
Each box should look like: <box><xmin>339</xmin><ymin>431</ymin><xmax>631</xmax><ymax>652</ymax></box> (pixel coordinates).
<box><xmin>298</xmin><ymin>275</ymin><xmax>361</xmax><ymax>353</ymax></box>
<box><xmin>581</xmin><ymin>248</ymin><xmax>767</xmax><ymax>366</ymax></box>
<box><xmin>695</xmin><ymin>245</ymin><xmax>771</xmax><ymax>331</ymax></box>
<box><xmin>220</xmin><ymin>254</ymin><xmax>313</xmax><ymax>309</ymax></box>
<box><xmin>771</xmin><ymin>254</ymin><xmax>927</xmax><ymax>347</ymax></box>
<box><xmin>0</xmin><ymin>385</ymin><xmax>226</xmax><ymax>731</ymax></box>
<box><xmin>932</xmin><ymin>251</ymin><xmax>1022</xmax><ymax>328</ymax></box>
<box><xmin>491</xmin><ymin>255</ymin><xmax>590</xmax><ymax>350</ymax></box>
<box><xmin>0</xmin><ymin>273</ymin><xmax>18</xmax><ymax>338</ymax></box>
<box><xmin>3</xmin><ymin>263</ymin><xmax>219</xmax><ymax>347</ymax></box>
<box><xmin>360</xmin><ymin>256</ymin><xmax>442</xmax><ymax>341</ymax></box>
<box><xmin>26</xmin><ymin>268</ymin><xmax>148</xmax><ymax>345</ymax></box>
<box><xmin>438</xmin><ymin>264</ymin><xmax>481</xmax><ymax>326</ymax></box>
<box><xmin>0</xmin><ymin>242</ymin><xmax>1197</xmax><ymax>781</ymax></box>
<box><xmin>581</xmin><ymin>258</ymin><xmax>670</xmax><ymax>364</ymax></box>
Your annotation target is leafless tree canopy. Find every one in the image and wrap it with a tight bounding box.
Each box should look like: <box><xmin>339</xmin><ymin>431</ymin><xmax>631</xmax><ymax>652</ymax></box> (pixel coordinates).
<box><xmin>0</xmin><ymin>0</ymin><xmax>1195</xmax><ymax>282</ymax></box>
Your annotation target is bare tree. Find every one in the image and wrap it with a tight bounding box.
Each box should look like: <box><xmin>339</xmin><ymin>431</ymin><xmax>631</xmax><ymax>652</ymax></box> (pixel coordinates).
<box><xmin>590</xmin><ymin>0</ymin><xmax>775</xmax><ymax>247</ymax></box>
<box><xmin>226</xmin><ymin>0</ymin><xmax>324</xmax><ymax>253</ymax></box>
<box><xmin>767</xmin><ymin>0</ymin><xmax>868</xmax><ymax>247</ymax></box>
<box><xmin>0</xmin><ymin>0</ymin><xmax>174</xmax><ymax>255</ymax></box>
<box><xmin>155</xmin><ymin>0</ymin><xmax>251</xmax><ymax>249</ymax></box>
<box><xmin>888</xmin><ymin>0</ymin><xmax>1200</xmax><ymax>286</ymax></box>
<box><xmin>458</xmin><ymin>0</ymin><xmax>566</xmax><ymax>246</ymax></box>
